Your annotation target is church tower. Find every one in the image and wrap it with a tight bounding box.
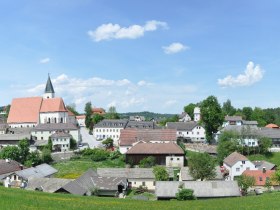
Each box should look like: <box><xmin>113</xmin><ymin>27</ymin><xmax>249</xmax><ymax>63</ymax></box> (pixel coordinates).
<box><xmin>43</xmin><ymin>74</ymin><xmax>55</xmax><ymax>99</ymax></box>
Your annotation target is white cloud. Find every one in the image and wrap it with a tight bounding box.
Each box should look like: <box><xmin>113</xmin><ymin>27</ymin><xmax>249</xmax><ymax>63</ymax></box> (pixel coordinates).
<box><xmin>88</xmin><ymin>20</ymin><xmax>167</xmax><ymax>42</ymax></box>
<box><xmin>26</xmin><ymin>74</ymin><xmax>197</xmax><ymax>113</ymax></box>
<box><xmin>162</xmin><ymin>42</ymin><xmax>189</xmax><ymax>54</ymax></box>
<box><xmin>39</xmin><ymin>57</ymin><xmax>50</xmax><ymax>64</ymax></box>
<box><xmin>218</xmin><ymin>61</ymin><xmax>264</xmax><ymax>87</ymax></box>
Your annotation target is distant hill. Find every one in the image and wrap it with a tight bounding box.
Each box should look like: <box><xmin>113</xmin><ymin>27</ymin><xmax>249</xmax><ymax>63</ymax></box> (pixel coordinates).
<box><xmin>119</xmin><ymin>111</ymin><xmax>175</xmax><ymax>121</ymax></box>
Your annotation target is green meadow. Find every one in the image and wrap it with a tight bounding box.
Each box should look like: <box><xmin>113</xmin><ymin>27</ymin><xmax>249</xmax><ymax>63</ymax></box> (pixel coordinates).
<box><xmin>1</xmin><ymin>186</ymin><xmax>280</xmax><ymax>210</ymax></box>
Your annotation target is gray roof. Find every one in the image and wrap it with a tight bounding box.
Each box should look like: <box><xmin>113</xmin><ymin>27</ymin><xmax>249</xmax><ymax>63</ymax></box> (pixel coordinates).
<box><xmin>258</xmin><ymin>127</ymin><xmax>280</xmax><ymax>139</ymax></box>
<box><xmin>34</xmin><ymin>140</ymin><xmax>48</xmax><ymax>146</ymax></box>
<box><xmin>0</xmin><ymin>159</ymin><xmax>23</xmax><ymax>176</ymax></box>
<box><xmin>225</xmin><ymin>116</ymin><xmax>243</xmax><ymax>121</ymax></box>
<box><xmin>94</xmin><ymin>119</ymin><xmax>128</xmax><ymax>128</ymax></box>
<box><xmin>50</xmin><ymin>131</ymin><xmax>72</xmax><ymax>138</ymax></box>
<box><xmin>45</xmin><ymin>75</ymin><xmax>55</xmax><ymax>93</ymax></box>
<box><xmin>166</xmin><ymin>122</ymin><xmax>198</xmax><ymax>131</ymax></box>
<box><xmin>0</xmin><ymin>134</ymin><xmax>31</xmax><ymax>141</ymax></box>
<box><xmin>180</xmin><ymin>166</ymin><xmax>223</xmax><ymax>181</ymax></box>
<box><xmin>97</xmin><ymin>168</ymin><xmax>174</xmax><ymax>179</ymax></box>
<box><xmin>126</xmin><ymin>121</ymin><xmax>156</xmax><ymax>129</ymax></box>
<box><xmin>243</xmin><ymin>120</ymin><xmax>258</xmax><ymax>125</ymax></box>
<box><xmin>14</xmin><ymin>164</ymin><xmax>58</xmax><ymax>180</ymax></box>
<box><xmin>253</xmin><ymin>160</ymin><xmax>276</xmax><ymax>170</ymax></box>
<box><xmin>223</xmin><ymin>152</ymin><xmax>248</xmax><ymax>167</ymax></box>
<box><xmin>155</xmin><ymin>181</ymin><xmax>241</xmax><ymax>198</ymax></box>
<box><xmin>61</xmin><ymin>169</ymin><xmax>127</xmax><ymax>196</ymax></box>
<box><xmin>222</xmin><ymin>125</ymin><xmax>259</xmax><ymax>135</ymax></box>
<box><xmin>26</xmin><ymin>177</ymin><xmax>72</xmax><ymax>193</ymax></box>
<box><xmin>33</xmin><ymin>123</ymin><xmax>78</xmax><ymax>131</ymax></box>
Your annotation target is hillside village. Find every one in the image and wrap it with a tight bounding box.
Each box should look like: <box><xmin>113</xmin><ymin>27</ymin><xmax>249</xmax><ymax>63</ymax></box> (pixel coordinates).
<box><xmin>1</xmin><ymin>76</ymin><xmax>280</xmax><ymax>201</ymax></box>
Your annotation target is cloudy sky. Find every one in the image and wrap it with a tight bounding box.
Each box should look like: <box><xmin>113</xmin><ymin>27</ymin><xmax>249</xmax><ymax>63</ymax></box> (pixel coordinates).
<box><xmin>0</xmin><ymin>1</ymin><xmax>279</xmax><ymax>114</ymax></box>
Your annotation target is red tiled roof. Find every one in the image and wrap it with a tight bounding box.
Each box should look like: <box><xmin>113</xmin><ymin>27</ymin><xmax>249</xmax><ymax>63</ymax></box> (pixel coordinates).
<box><xmin>119</xmin><ymin>128</ymin><xmax>177</xmax><ymax>146</ymax></box>
<box><xmin>76</xmin><ymin>115</ymin><xmax>86</xmax><ymax>119</ymax></box>
<box><xmin>0</xmin><ymin>159</ymin><xmax>25</xmax><ymax>175</ymax></box>
<box><xmin>265</xmin><ymin>124</ymin><xmax>279</xmax><ymax>129</ymax></box>
<box><xmin>224</xmin><ymin>152</ymin><xmax>248</xmax><ymax>167</ymax></box>
<box><xmin>126</xmin><ymin>142</ymin><xmax>184</xmax><ymax>155</ymax></box>
<box><xmin>7</xmin><ymin>97</ymin><xmax>42</xmax><ymax>124</ymax></box>
<box><xmin>40</xmin><ymin>98</ymin><xmax>67</xmax><ymax>113</ymax></box>
<box><xmin>243</xmin><ymin>170</ymin><xmax>276</xmax><ymax>186</ymax></box>
<box><xmin>92</xmin><ymin>108</ymin><xmax>106</xmax><ymax>114</ymax></box>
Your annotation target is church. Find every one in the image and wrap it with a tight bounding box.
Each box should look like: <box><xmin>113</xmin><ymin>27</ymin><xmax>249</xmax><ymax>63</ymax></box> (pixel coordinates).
<box><xmin>6</xmin><ymin>76</ymin><xmax>80</xmax><ymax>150</ymax></box>
<box><xmin>7</xmin><ymin>75</ymin><xmax>75</xmax><ymax>128</ymax></box>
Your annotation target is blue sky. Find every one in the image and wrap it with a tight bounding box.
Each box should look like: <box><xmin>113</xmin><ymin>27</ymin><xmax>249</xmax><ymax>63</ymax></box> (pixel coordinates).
<box><xmin>0</xmin><ymin>1</ymin><xmax>280</xmax><ymax>114</ymax></box>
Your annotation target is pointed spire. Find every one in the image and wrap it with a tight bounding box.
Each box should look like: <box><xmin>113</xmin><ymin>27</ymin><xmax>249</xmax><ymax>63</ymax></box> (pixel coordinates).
<box><xmin>45</xmin><ymin>74</ymin><xmax>55</xmax><ymax>94</ymax></box>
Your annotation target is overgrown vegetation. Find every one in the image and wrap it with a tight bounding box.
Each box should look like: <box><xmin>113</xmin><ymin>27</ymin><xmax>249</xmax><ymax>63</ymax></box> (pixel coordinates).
<box><xmin>139</xmin><ymin>156</ymin><xmax>155</xmax><ymax>168</ymax></box>
<box><xmin>153</xmin><ymin>166</ymin><xmax>169</xmax><ymax>181</ymax></box>
<box><xmin>237</xmin><ymin>175</ymin><xmax>256</xmax><ymax>195</ymax></box>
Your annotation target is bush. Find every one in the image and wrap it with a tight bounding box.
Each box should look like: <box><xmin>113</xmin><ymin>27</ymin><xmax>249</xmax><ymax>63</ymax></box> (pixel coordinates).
<box><xmin>139</xmin><ymin>156</ymin><xmax>155</xmax><ymax>168</ymax></box>
<box><xmin>153</xmin><ymin>166</ymin><xmax>169</xmax><ymax>181</ymax></box>
<box><xmin>176</xmin><ymin>188</ymin><xmax>196</xmax><ymax>201</ymax></box>
<box><xmin>134</xmin><ymin>185</ymin><xmax>148</xmax><ymax>194</ymax></box>
<box><xmin>41</xmin><ymin>148</ymin><xmax>52</xmax><ymax>164</ymax></box>
<box><xmin>90</xmin><ymin>149</ymin><xmax>110</xmax><ymax>161</ymax></box>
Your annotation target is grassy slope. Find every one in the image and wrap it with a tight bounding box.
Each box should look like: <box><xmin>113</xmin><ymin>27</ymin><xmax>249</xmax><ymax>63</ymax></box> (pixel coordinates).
<box><xmin>1</xmin><ymin>187</ymin><xmax>280</xmax><ymax>210</ymax></box>
<box><xmin>248</xmin><ymin>152</ymin><xmax>280</xmax><ymax>166</ymax></box>
<box><xmin>52</xmin><ymin>158</ymin><xmax>125</xmax><ymax>179</ymax></box>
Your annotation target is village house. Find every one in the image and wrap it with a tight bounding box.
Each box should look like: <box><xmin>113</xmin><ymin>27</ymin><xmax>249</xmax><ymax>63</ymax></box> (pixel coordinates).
<box><xmin>57</xmin><ymin>169</ymin><xmax>128</xmax><ymax>197</ymax></box>
<box><xmin>119</xmin><ymin>128</ymin><xmax>177</xmax><ymax>154</ymax></box>
<box><xmin>243</xmin><ymin>168</ymin><xmax>277</xmax><ymax>191</ymax></box>
<box><xmin>166</xmin><ymin>121</ymin><xmax>206</xmax><ymax>143</ymax></box>
<box><xmin>50</xmin><ymin>130</ymin><xmax>72</xmax><ymax>152</ymax></box>
<box><xmin>97</xmin><ymin>168</ymin><xmax>174</xmax><ymax>191</ymax></box>
<box><xmin>93</xmin><ymin>119</ymin><xmax>128</xmax><ymax>145</ymax></box>
<box><xmin>3</xmin><ymin>163</ymin><xmax>57</xmax><ymax>188</ymax></box>
<box><xmin>0</xmin><ymin>159</ymin><xmax>25</xmax><ymax>181</ymax></box>
<box><xmin>155</xmin><ymin>181</ymin><xmax>241</xmax><ymax>200</ymax></box>
<box><xmin>76</xmin><ymin>115</ymin><xmax>86</xmax><ymax>127</ymax></box>
<box><xmin>129</xmin><ymin>115</ymin><xmax>145</xmax><ymax>121</ymax></box>
<box><xmin>223</xmin><ymin>152</ymin><xmax>257</xmax><ymax>180</ymax></box>
<box><xmin>178</xmin><ymin>112</ymin><xmax>191</xmax><ymax>122</ymax></box>
<box><xmin>92</xmin><ymin>107</ymin><xmax>106</xmax><ymax>115</ymax></box>
<box><xmin>126</xmin><ymin>141</ymin><xmax>185</xmax><ymax>167</ymax></box>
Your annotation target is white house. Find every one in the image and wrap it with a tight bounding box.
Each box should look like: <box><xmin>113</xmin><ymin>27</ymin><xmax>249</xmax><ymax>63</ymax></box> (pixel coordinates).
<box><xmin>223</xmin><ymin>152</ymin><xmax>257</xmax><ymax>180</ymax></box>
<box><xmin>193</xmin><ymin>107</ymin><xmax>201</xmax><ymax>122</ymax></box>
<box><xmin>178</xmin><ymin>112</ymin><xmax>191</xmax><ymax>122</ymax></box>
<box><xmin>93</xmin><ymin>119</ymin><xmax>128</xmax><ymax>145</ymax></box>
<box><xmin>50</xmin><ymin>130</ymin><xmax>72</xmax><ymax>152</ymax></box>
<box><xmin>76</xmin><ymin>115</ymin><xmax>86</xmax><ymax>127</ymax></box>
<box><xmin>166</xmin><ymin>122</ymin><xmax>206</xmax><ymax>142</ymax></box>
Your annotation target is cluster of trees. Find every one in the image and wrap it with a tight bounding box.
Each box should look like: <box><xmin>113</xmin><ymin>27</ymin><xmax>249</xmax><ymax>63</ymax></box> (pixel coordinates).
<box><xmin>0</xmin><ymin>139</ymin><xmax>52</xmax><ymax>167</ymax></box>
<box><xmin>217</xmin><ymin>131</ymin><xmax>272</xmax><ymax>164</ymax></box>
<box><xmin>183</xmin><ymin>95</ymin><xmax>280</xmax><ymax>142</ymax></box>
<box><xmin>84</xmin><ymin>102</ymin><xmax>120</xmax><ymax>130</ymax></box>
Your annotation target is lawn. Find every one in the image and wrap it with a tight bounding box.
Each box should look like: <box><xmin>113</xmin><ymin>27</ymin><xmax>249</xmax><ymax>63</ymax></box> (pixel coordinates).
<box><xmin>52</xmin><ymin>157</ymin><xmax>126</xmax><ymax>179</ymax></box>
<box><xmin>248</xmin><ymin>152</ymin><xmax>280</xmax><ymax>166</ymax></box>
<box><xmin>1</xmin><ymin>186</ymin><xmax>280</xmax><ymax>210</ymax></box>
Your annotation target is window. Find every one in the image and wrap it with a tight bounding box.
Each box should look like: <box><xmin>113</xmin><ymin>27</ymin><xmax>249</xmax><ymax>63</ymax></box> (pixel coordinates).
<box><xmin>170</xmin><ymin>158</ymin><xmax>173</xmax><ymax>161</ymax></box>
<box><xmin>41</xmin><ymin>137</ymin><xmax>43</xmax><ymax>140</ymax></box>
<box><xmin>153</xmin><ymin>181</ymin><xmax>156</xmax><ymax>186</ymax></box>
<box><xmin>259</xmin><ymin>177</ymin><xmax>263</xmax><ymax>181</ymax></box>
<box><xmin>252</xmin><ymin>142</ymin><xmax>255</xmax><ymax>146</ymax></box>
<box><xmin>14</xmin><ymin>175</ymin><xmax>17</xmax><ymax>180</ymax></box>
<box><xmin>236</xmin><ymin>168</ymin><xmax>240</xmax><ymax>172</ymax></box>
<box><xmin>242</xmin><ymin>161</ymin><xmax>245</xmax><ymax>164</ymax></box>
<box><xmin>142</xmin><ymin>182</ymin><xmax>145</xmax><ymax>186</ymax></box>
<box><xmin>177</xmin><ymin>158</ymin><xmax>180</xmax><ymax>160</ymax></box>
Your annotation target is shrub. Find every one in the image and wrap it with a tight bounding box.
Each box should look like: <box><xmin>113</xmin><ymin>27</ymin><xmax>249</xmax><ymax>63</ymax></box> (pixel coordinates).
<box><xmin>134</xmin><ymin>185</ymin><xmax>148</xmax><ymax>194</ymax></box>
<box><xmin>139</xmin><ymin>156</ymin><xmax>155</xmax><ymax>168</ymax></box>
<box><xmin>153</xmin><ymin>166</ymin><xmax>169</xmax><ymax>181</ymax></box>
<box><xmin>90</xmin><ymin>149</ymin><xmax>110</xmax><ymax>161</ymax></box>
<box><xmin>176</xmin><ymin>188</ymin><xmax>195</xmax><ymax>201</ymax></box>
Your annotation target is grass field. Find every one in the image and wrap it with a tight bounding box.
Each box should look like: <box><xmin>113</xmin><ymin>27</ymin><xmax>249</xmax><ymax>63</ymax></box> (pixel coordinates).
<box><xmin>52</xmin><ymin>158</ymin><xmax>125</xmax><ymax>179</ymax></box>
<box><xmin>1</xmin><ymin>186</ymin><xmax>280</xmax><ymax>210</ymax></box>
<box><xmin>248</xmin><ymin>152</ymin><xmax>280</xmax><ymax>166</ymax></box>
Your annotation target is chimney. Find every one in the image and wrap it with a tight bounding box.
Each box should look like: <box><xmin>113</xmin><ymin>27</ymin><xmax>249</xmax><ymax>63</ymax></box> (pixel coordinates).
<box><xmin>5</xmin><ymin>158</ymin><xmax>10</xmax><ymax>163</ymax></box>
<box><xmin>20</xmin><ymin>164</ymin><xmax>24</xmax><ymax>170</ymax></box>
<box><xmin>263</xmin><ymin>167</ymin><xmax>266</xmax><ymax>173</ymax></box>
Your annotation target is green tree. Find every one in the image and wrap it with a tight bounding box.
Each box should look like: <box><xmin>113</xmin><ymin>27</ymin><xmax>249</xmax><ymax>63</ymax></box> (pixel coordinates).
<box><xmin>176</xmin><ymin>188</ymin><xmax>195</xmax><ymax>201</ymax></box>
<box><xmin>105</xmin><ymin>106</ymin><xmax>120</xmax><ymax>119</ymax></box>
<box><xmin>188</xmin><ymin>152</ymin><xmax>216</xmax><ymax>181</ymax></box>
<box><xmin>4</xmin><ymin>104</ymin><xmax>10</xmax><ymax>119</ymax></box>
<box><xmin>217</xmin><ymin>131</ymin><xmax>240</xmax><ymax>164</ymax></box>
<box><xmin>258</xmin><ymin>137</ymin><xmax>272</xmax><ymax>154</ymax></box>
<box><xmin>41</xmin><ymin>148</ymin><xmax>52</xmax><ymax>163</ymax></box>
<box><xmin>25</xmin><ymin>151</ymin><xmax>41</xmax><ymax>167</ymax></box>
<box><xmin>70</xmin><ymin>138</ymin><xmax>77</xmax><ymax>150</ymax></box>
<box><xmin>84</xmin><ymin>102</ymin><xmax>93</xmax><ymax>129</ymax></box>
<box><xmin>46</xmin><ymin>138</ymin><xmax>53</xmax><ymax>151</ymax></box>
<box><xmin>242</xmin><ymin>107</ymin><xmax>253</xmax><ymax>120</ymax></box>
<box><xmin>184</xmin><ymin>103</ymin><xmax>196</xmax><ymax>119</ymax></box>
<box><xmin>102</xmin><ymin>138</ymin><xmax>114</xmax><ymax>149</ymax></box>
<box><xmin>222</xmin><ymin>99</ymin><xmax>236</xmax><ymax>116</ymax></box>
<box><xmin>237</xmin><ymin>175</ymin><xmax>255</xmax><ymax>195</ymax></box>
<box><xmin>139</xmin><ymin>156</ymin><xmax>156</xmax><ymax>168</ymax></box>
<box><xmin>92</xmin><ymin>114</ymin><xmax>104</xmax><ymax>125</ymax></box>
<box><xmin>272</xmin><ymin>169</ymin><xmax>280</xmax><ymax>185</ymax></box>
<box><xmin>66</xmin><ymin>104</ymin><xmax>79</xmax><ymax>116</ymax></box>
<box><xmin>0</xmin><ymin>146</ymin><xmax>20</xmax><ymax>162</ymax></box>
<box><xmin>251</xmin><ymin>107</ymin><xmax>266</xmax><ymax>126</ymax></box>
<box><xmin>153</xmin><ymin>166</ymin><xmax>169</xmax><ymax>181</ymax></box>
<box><xmin>200</xmin><ymin>96</ymin><xmax>223</xmax><ymax>142</ymax></box>
<box><xmin>18</xmin><ymin>139</ymin><xmax>30</xmax><ymax>163</ymax></box>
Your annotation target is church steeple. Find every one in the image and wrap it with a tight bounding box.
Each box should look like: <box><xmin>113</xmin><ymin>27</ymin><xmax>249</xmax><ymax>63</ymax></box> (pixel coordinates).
<box><xmin>44</xmin><ymin>74</ymin><xmax>55</xmax><ymax>99</ymax></box>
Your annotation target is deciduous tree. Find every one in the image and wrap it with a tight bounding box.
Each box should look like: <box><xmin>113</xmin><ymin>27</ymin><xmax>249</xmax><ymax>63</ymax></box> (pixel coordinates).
<box><xmin>153</xmin><ymin>166</ymin><xmax>169</xmax><ymax>181</ymax></box>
